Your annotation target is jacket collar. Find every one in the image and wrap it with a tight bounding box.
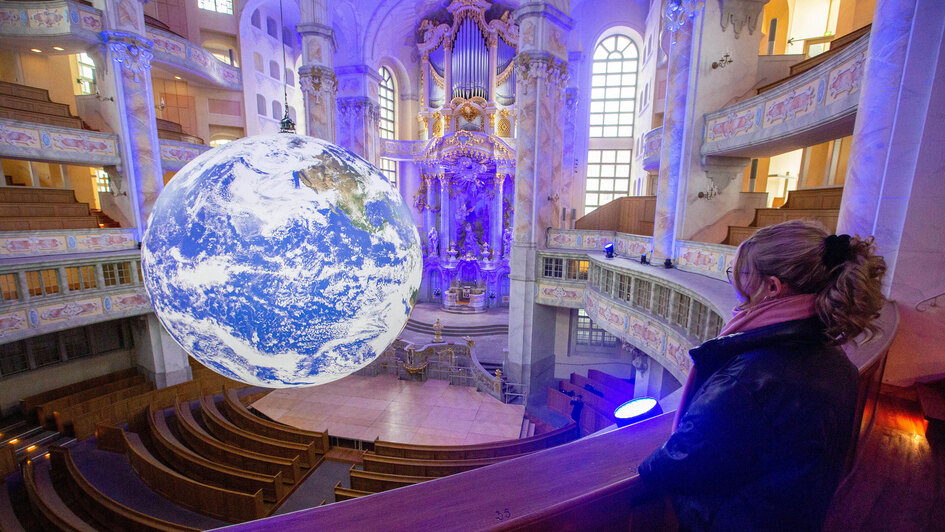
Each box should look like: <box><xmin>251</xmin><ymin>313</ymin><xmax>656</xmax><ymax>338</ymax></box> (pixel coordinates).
<box><xmin>689</xmin><ymin>317</ymin><xmax>827</xmax><ymax>378</ymax></box>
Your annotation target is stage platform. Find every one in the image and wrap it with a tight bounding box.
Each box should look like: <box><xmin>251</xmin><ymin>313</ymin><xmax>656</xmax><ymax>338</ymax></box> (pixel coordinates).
<box><xmin>252</xmin><ymin>374</ymin><xmax>525</xmax><ymax>446</ymax></box>
<box><xmin>400</xmin><ymin>303</ymin><xmax>509</xmax><ymax>366</ymax></box>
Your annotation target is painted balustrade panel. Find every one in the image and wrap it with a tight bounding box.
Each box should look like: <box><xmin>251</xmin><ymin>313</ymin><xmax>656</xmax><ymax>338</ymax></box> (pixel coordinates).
<box><xmin>548</xmin><ymin>229</ymin><xmax>654</xmax><ymax>258</ymax></box>
<box><xmin>146</xmin><ymin>27</ymin><xmax>242</xmax><ymax>91</ymax></box>
<box><xmin>0</xmin><ymin>0</ymin><xmax>102</xmax><ymax>40</ymax></box>
<box><xmin>535</xmin><ymin>280</ymin><xmax>585</xmax><ymax>308</ymax></box>
<box><xmin>0</xmin><ymin>118</ymin><xmax>120</xmax><ymax>166</ymax></box>
<box><xmin>702</xmin><ymin>32</ymin><xmax>869</xmax><ymax>156</ymax></box>
<box><xmin>160</xmin><ymin>139</ymin><xmax>211</xmax><ymax>171</ymax></box>
<box><xmin>378</xmin><ymin>139</ymin><xmax>430</xmax><ymax>161</ymax></box>
<box><xmin>673</xmin><ymin>240</ymin><xmax>737</xmax><ymax>282</ymax></box>
<box><xmin>584</xmin><ymin>287</ymin><xmax>693</xmax><ymax>383</ymax></box>
<box><xmin>640</xmin><ymin>126</ymin><xmax>662</xmax><ymax>172</ymax></box>
<box><xmin>0</xmin><ymin>229</ymin><xmax>137</xmax><ymax>258</ymax></box>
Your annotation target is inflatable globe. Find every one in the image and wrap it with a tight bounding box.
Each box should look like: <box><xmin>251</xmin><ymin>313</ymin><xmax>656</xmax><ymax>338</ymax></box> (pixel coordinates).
<box><xmin>141</xmin><ymin>134</ymin><xmax>422</xmax><ymax>388</ymax></box>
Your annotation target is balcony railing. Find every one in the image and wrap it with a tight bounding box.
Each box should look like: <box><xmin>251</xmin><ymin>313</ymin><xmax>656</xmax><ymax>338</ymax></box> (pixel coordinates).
<box><xmin>0</xmin><ymin>117</ymin><xmax>120</xmax><ymax>166</ymax></box>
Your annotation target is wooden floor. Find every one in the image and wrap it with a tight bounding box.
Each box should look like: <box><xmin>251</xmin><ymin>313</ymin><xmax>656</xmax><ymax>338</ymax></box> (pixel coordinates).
<box><xmin>824</xmin><ymin>393</ymin><xmax>945</xmax><ymax>531</ymax></box>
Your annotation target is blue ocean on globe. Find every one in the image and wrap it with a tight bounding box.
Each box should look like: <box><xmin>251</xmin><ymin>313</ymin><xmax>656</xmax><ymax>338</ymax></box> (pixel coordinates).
<box><xmin>141</xmin><ymin>134</ymin><xmax>422</xmax><ymax>388</ymax></box>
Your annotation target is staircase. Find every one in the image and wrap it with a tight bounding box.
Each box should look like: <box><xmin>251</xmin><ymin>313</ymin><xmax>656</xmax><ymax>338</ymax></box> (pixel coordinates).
<box><xmin>156</xmin><ymin>118</ymin><xmax>205</xmax><ymax>145</ymax></box>
<box><xmin>0</xmin><ymin>415</ymin><xmax>73</xmax><ymax>464</ymax></box>
<box><xmin>91</xmin><ymin>209</ymin><xmax>121</xmax><ymax>228</ymax></box>
<box><xmin>725</xmin><ymin>186</ymin><xmax>843</xmax><ymax>245</ymax></box>
<box><xmin>519</xmin><ymin>415</ymin><xmax>536</xmax><ymax>438</ymax></box>
<box><xmin>0</xmin><ymin>80</ymin><xmax>85</xmax><ymax>130</ymax></box>
<box><xmin>0</xmin><ymin>188</ymin><xmax>103</xmax><ymax>231</ymax></box>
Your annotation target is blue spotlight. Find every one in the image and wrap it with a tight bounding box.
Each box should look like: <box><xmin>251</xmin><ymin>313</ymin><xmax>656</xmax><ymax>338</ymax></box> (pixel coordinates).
<box><xmin>614</xmin><ymin>397</ymin><xmax>662</xmax><ymax>427</ymax></box>
<box><xmin>604</xmin><ymin>242</ymin><xmax>615</xmax><ymax>259</ymax></box>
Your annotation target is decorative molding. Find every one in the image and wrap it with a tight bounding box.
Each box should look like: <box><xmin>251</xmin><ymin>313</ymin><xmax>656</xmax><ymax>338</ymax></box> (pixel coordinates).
<box><xmin>299</xmin><ymin>65</ymin><xmax>338</xmax><ymax>104</ymax></box>
<box><xmin>0</xmin><ymin>117</ymin><xmax>120</xmax><ymax>166</ymax></box>
<box><xmin>514</xmin><ymin>52</ymin><xmax>569</xmax><ymax>97</ymax></box>
<box><xmin>664</xmin><ymin>0</ymin><xmax>704</xmax><ymax>42</ymax></box>
<box><xmin>718</xmin><ymin>0</ymin><xmax>767</xmax><ymax>37</ymax></box>
<box><xmin>336</xmin><ymin>96</ymin><xmax>380</xmax><ymax>125</ymax></box>
<box><xmin>102</xmin><ymin>31</ymin><xmax>153</xmax><ymax>83</ymax></box>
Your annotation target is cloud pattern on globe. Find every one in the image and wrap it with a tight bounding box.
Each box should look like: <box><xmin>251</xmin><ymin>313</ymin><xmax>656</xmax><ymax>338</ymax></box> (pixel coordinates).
<box><xmin>142</xmin><ymin>134</ymin><xmax>422</xmax><ymax>388</ymax></box>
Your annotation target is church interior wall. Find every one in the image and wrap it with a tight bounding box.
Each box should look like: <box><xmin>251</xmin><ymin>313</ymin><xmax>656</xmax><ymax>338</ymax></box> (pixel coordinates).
<box><xmin>835</xmin><ymin>0</ymin><xmax>877</xmax><ymax>34</ymax></box>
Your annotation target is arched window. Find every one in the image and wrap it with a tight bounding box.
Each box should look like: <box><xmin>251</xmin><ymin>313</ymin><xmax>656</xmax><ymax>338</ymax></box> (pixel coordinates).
<box><xmin>585</xmin><ymin>33</ymin><xmax>640</xmax><ymax>213</ymax></box>
<box><xmin>285</xmin><ymin>68</ymin><xmax>295</xmax><ymax>86</ymax></box>
<box><xmin>251</xmin><ymin>9</ymin><xmax>261</xmax><ymax>28</ymax></box>
<box><xmin>272</xmin><ymin>100</ymin><xmax>282</xmax><ymax>120</ymax></box>
<box><xmin>288</xmin><ymin>106</ymin><xmax>297</xmax><ymax>124</ymax></box>
<box><xmin>266</xmin><ymin>17</ymin><xmax>278</xmax><ymax>39</ymax></box>
<box><xmin>269</xmin><ymin>60</ymin><xmax>281</xmax><ymax>80</ymax></box>
<box><xmin>256</xmin><ymin>94</ymin><xmax>266</xmax><ymax>115</ymax></box>
<box><xmin>253</xmin><ymin>53</ymin><xmax>263</xmax><ymax>73</ymax></box>
<box><xmin>378</xmin><ymin>66</ymin><xmax>396</xmax><ymax>140</ymax></box>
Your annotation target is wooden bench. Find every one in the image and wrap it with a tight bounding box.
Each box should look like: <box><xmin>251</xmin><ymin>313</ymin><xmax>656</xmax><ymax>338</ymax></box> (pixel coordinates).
<box><xmin>333</xmin><ymin>482</ymin><xmax>371</xmax><ymax>502</ymax></box>
<box><xmin>362</xmin><ymin>453</ymin><xmax>523</xmax><ymax>477</ymax></box>
<box><xmin>570</xmin><ymin>372</ymin><xmax>631</xmax><ymax>404</ymax></box>
<box><xmin>34</xmin><ymin>373</ymin><xmax>145</xmax><ymax>428</ymax></box>
<box><xmin>21</xmin><ymin>368</ymin><xmax>138</xmax><ymax>422</ymax></box>
<box><xmin>587</xmin><ymin>369</ymin><xmax>635</xmax><ymax>398</ymax></box>
<box><xmin>23</xmin><ymin>456</ymin><xmax>98</xmax><ymax>532</ymax></box>
<box><xmin>173</xmin><ymin>398</ymin><xmax>301</xmax><ymax>484</ymax></box>
<box><xmin>96</xmin><ymin>424</ymin><xmax>266</xmax><ymax>523</ymax></box>
<box><xmin>54</xmin><ymin>381</ymin><xmax>154</xmax><ymax>434</ymax></box>
<box><xmin>198</xmin><ymin>395</ymin><xmax>317</xmax><ymax>468</ymax></box>
<box><xmin>47</xmin><ymin>446</ymin><xmax>200</xmax><ymax>532</ymax></box>
<box><xmin>348</xmin><ymin>467</ymin><xmax>434</xmax><ymax>493</ymax></box>
<box><xmin>148</xmin><ymin>405</ymin><xmax>286</xmax><ymax>502</ymax></box>
<box><xmin>220</xmin><ymin>387</ymin><xmax>328</xmax><ymax>453</ymax></box>
<box><xmin>373</xmin><ymin>423</ymin><xmax>578</xmax><ymax>461</ymax></box>
<box><xmin>558</xmin><ymin>381</ymin><xmax>620</xmax><ymax>420</ymax></box>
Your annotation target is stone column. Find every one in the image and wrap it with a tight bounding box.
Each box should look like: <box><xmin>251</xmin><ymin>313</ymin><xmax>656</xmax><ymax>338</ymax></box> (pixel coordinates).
<box><xmin>132</xmin><ymin>314</ymin><xmax>192</xmax><ymax>388</ymax></box>
<box><xmin>101</xmin><ymin>32</ymin><xmax>164</xmax><ymax>237</ymax></box>
<box><xmin>298</xmin><ymin>0</ymin><xmax>336</xmax><ymax>142</ymax></box>
<box><xmin>491</xmin><ymin>172</ymin><xmax>504</xmax><ymax>257</ymax></box>
<box><xmin>421</xmin><ymin>173</ymin><xmax>436</xmax><ymax>254</ymax></box>
<box><xmin>439</xmin><ymin>176</ymin><xmax>450</xmax><ymax>259</ymax></box>
<box><xmin>507</xmin><ymin>2</ymin><xmax>572</xmax><ymax>409</ymax></box>
<box><xmin>652</xmin><ymin>3</ymin><xmax>697</xmax><ymax>262</ymax></box>
<box><xmin>335</xmin><ymin>65</ymin><xmax>381</xmax><ymax>163</ymax></box>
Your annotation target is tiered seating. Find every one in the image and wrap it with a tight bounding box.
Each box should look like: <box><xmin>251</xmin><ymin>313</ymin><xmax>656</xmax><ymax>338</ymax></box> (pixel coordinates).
<box><xmin>334</xmin><ymin>423</ymin><xmax>578</xmax><ymax>501</ymax></box>
<box><xmin>156</xmin><ymin>118</ymin><xmax>205</xmax><ymax>145</ymax></box>
<box><xmin>725</xmin><ymin>186</ymin><xmax>843</xmax><ymax>245</ymax></box>
<box><xmin>21</xmin><ymin>368</ymin><xmax>139</xmax><ymax>424</ymax></box>
<box><xmin>0</xmin><ymin>80</ymin><xmax>84</xmax><ymax>129</ymax></box>
<box><xmin>574</xmin><ymin>195</ymin><xmax>657</xmax><ymax>236</ymax></box>
<box><xmin>22</xmin><ymin>457</ymin><xmax>97</xmax><ymax>531</ymax></box>
<box><xmin>0</xmin><ymin>188</ymin><xmax>103</xmax><ymax>231</ymax></box>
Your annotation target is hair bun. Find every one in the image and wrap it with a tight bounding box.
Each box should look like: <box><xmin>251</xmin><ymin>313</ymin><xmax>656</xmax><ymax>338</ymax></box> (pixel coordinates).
<box><xmin>823</xmin><ymin>234</ymin><xmax>852</xmax><ymax>268</ymax></box>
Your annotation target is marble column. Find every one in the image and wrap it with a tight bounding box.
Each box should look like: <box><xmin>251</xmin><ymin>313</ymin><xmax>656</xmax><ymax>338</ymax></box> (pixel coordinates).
<box><xmin>421</xmin><ymin>173</ymin><xmax>437</xmax><ymax>255</ymax></box>
<box><xmin>652</xmin><ymin>3</ymin><xmax>697</xmax><ymax>262</ymax></box>
<box><xmin>298</xmin><ymin>1</ymin><xmax>336</xmax><ymax>142</ymax></box>
<box><xmin>133</xmin><ymin>314</ymin><xmax>192</xmax><ymax>388</ymax></box>
<box><xmin>491</xmin><ymin>172</ymin><xmax>504</xmax><ymax>257</ymax></box>
<box><xmin>838</xmin><ymin>0</ymin><xmax>917</xmax><ymax>243</ymax></box>
<box><xmin>507</xmin><ymin>2</ymin><xmax>572</xmax><ymax>409</ymax></box>
<box><xmin>335</xmin><ymin>65</ymin><xmax>381</xmax><ymax>163</ymax></box>
<box><xmin>102</xmin><ymin>31</ymin><xmax>164</xmax><ymax>237</ymax></box>
<box><xmin>439</xmin><ymin>176</ymin><xmax>451</xmax><ymax>259</ymax></box>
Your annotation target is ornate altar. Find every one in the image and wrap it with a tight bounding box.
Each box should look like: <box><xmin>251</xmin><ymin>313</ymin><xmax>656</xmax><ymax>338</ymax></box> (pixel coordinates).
<box><xmin>414</xmin><ymin>0</ymin><xmax>519</xmax><ymax>312</ymax></box>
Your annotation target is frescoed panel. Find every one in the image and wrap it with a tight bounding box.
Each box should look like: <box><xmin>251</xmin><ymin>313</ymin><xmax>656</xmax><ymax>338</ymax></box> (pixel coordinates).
<box><xmin>705</xmin><ymin>107</ymin><xmax>757</xmax><ymax>143</ymax></box>
<box><xmin>48</xmin><ymin>130</ymin><xmax>118</xmax><ymax>157</ymax></box>
<box><xmin>0</xmin><ymin>235</ymin><xmax>66</xmax><ymax>255</ymax></box>
<box><xmin>0</xmin><ymin>122</ymin><xmax>41</xmax><ymax>149</ymax></box>
<box><xmin>535</xmin><ymin>282</ymin><xmax>585</xmax><ymax>307</ymax></box>
<box><xmin>825</xmin><ymin>51</ymin><xmax>866</xmax><ymax>105</ymax></box>
<box><xmin>615</xmin><ymin>233</ymin><xmax>650</xmax><ymax>257</ymax></box>
<box><xmin>763</xmin><ymin>79</ymin><xmax>819</xmax><ymax>127</ymax></box>
<box><xmin>676</xmin><ymin>245</ymin><xmax>722</xmax><ymax>273</ymax></box>
<box><xmin>0</xmin><ymin>8</ymin><xmax>27</xmax><ymax>29</ymax></box>
<box><xmin>108</xmin><ymin>290</ymin><xmax>151</xmax><ymax>312</ymax></box>
<box><xmin>0</xmin><ymin>310</ymin><xmax>29</xmax><ymax>336</ymax></box>
<box><xmin>547</xmin><ymin>230</ymin><xmax>579</xmax><ymax>249</ymax></box>
<box><xmin>0</xmin><ymin>230</ymin><xmax>137</xmax><ymax>257</ymax></box>
<box><xmin>36</xmin><ymin>298</ymin><xmax>102</xmax><ymax>324</ymax></box>
<box><xmin>26</xmin><ymin>6</ymin><xmax>67</xmax><ymax>29</ymax></box>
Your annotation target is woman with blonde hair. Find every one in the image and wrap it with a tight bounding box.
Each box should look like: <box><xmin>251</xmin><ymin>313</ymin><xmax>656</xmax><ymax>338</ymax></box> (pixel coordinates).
<box><xmin>639</xmin><ymin>220</ymin><xmax>886</xmax><ymax>531</ymax></box>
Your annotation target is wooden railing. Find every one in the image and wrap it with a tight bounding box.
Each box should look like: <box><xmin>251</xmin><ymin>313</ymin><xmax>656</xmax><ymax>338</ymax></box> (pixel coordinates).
<box><xmin>372</xmin><ymin>422</ymin><xmax>578</xmax><ymax>460</ymax></box>
<box><xmin>23</xmin><ymin>458</ymin><xmax>98</xmax><ymax>532</ymax></box>
<box><xmin>575</xmin><ymin>196</ymin><xmax>656</xmax><ymax>236</ymax></box>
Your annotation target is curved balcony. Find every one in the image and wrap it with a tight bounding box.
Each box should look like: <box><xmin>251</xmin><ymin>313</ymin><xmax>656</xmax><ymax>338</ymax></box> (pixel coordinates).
<box><xmin>0</xmin><ymin>117</ymin><xmax>120</xmax><ymax>166</ymax></box>
<box><xmin>701</xmin><ymin>30</ymin><xmax>869</xmax><ymax>158</ymax></box>
<box><xmin>159</xmin><ymin>138</ymin><xmax>210</xmax><ymax>171</ymax></box>
<box><xmin>0</xmin><ymin>1</ymin><xmax>240</xmax><ymax>91</ymax></box>
<box><xmin>0</xmin><ymin>245</ymin><xmax>151</xmax><ymax>343</ymax></box>
<box><xmin>641</xmin><ymin>126</ymin><xmax>662</xmax><ymax>172</ymax></box>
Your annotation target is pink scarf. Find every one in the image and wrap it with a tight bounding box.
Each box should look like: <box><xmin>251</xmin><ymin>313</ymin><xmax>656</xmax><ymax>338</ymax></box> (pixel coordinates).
<box><xmin>672</xmin><ymin>294</ymin><xmax>818</xmax><ymax>429</ymax></box>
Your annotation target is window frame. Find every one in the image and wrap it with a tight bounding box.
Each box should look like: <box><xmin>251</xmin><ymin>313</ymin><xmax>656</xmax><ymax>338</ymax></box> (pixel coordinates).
<box><xmin>378</xmin><ymin>66</ymin><xmax>397</xmax><ymax>140</ymax></box>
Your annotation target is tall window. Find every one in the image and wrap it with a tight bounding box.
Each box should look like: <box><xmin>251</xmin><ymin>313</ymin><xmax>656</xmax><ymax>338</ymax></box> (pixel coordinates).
<box><xmin>585</xmin><ymin>33</ymin><xmax>640</xmax><ymax>213</ymax></box>
<box><xmin>198</xmin><ymin>0</ymin><xmax>232</xmax><ymax>15</ymax></box>
<box><xmin>76</xmin><ymin>53</ymin><xmax>95</xmax><ymax>95</ymax></box>
<box><xmin>575</xmin><ymin>309</ymin><xmax>618</xmax><ymax>347</ymax></box>
<box><xmin>379</xmin><ymin>158</ymin><xmax>397</xmax><ymax>187</ymax></box>
<box><xmin>378</xmin><ymin>67</ymin><xmax>396</xmax><ymax>140</ymax></box>
<box><xmin>94</xmin><ymin>169</ymin><xmax>111</xmax><ymax>193</ymax></box>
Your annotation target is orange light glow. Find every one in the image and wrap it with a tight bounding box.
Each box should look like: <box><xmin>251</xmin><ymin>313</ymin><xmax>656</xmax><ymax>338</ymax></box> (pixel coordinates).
<box><xmin>8</xmin><ymin>439</ymin><xmax>17</xmax><ymax>445</ymax></box>
<box><xmin>26</xmin><ymin>445</ymin><xmax>36</xmax><ymax>452</ymax></box>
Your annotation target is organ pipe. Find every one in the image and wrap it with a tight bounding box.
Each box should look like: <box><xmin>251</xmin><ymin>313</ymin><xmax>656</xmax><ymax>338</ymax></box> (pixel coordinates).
<box><xmin>450</xmin><ymin>18</ymin><xmax>488</xmax><ymax>100</ymax></box>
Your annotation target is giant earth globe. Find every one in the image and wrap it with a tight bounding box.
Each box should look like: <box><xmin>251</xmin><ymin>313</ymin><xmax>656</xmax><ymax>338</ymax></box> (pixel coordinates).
<box><xmin>141</xmin><ymin>134</ymin><xmax>422</xmax><ymax>388</ymax></box>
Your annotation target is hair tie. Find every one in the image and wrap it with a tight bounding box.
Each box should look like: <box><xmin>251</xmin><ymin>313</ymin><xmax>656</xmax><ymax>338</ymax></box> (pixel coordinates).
<box><xmin>823</xmin><ymin>234</ymin><xmax>852</xmax><ymax>269</ymax></box>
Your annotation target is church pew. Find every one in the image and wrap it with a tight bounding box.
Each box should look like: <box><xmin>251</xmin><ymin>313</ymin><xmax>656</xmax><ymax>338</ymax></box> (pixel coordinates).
<box><xmin>361</xmin><ymin>452</ymin><xmax>522</xmax><ymax>477</ymax></box>
<box><xmin>372</xmin><ymin>422</ymin><xmax>578</xmax><ymax>460</ymax></box>
<box><xmin>46</xmin><ymin>446</ymin><xmax>200</xmax><ymax>532</ymax></box>
<box><xmin>348</xmin><ymin>467</ymin><xmax>434</xmax><ymax>493</ymax></box>
<box><xmin>95</xmin><ymin>424</ymin><xmax>266</xmax><ymax>523</ymax></box>
<box><xmin>23</xmin><ymin>456</ymin><xmax>98</xmax><ymax>532</ymax></box>
<box><xmin>570</xmin><ymin>372</ymin><xmax>630</xmax><ymax>404</ymax></box>
<box><xmin>333</xmin><ymin>482</ymin><xmax>371</xmax><ymax>502</ymax></box>
<box><xmin>21</xmin><ymin>369</ymin><xmax>139</xmax><ymax>424</ymax></box>
<box><xmin>587</xmin><ymin>369</ymin><xmax>635</xmax><ymax>398</ymax></box>
<box><xmin>147</xmin><ymin>405</ymin><xmax>286</xmax><ymax>503</ymax></box>
<box><xmin>198</xmin><ymin>395</ymin><xmax>317</xmax><ymax>468</ymax></box>
<box><xmin>54</xmin><ymin>382</ymin><xmax>154</xmax><ymax>434</ymax></box>
<box><xmin>173</xmin><ymin>399</ymin><xmax>300</xmax><ymax>484</ymax></box>
<box><xmin>558</xmin><ymin>380</ymin><xmax>620</xmax><ymax>419</ymax></box>
<box><xmin>36</xmin><ymin>374</ymin><xmax>146</xmax><ymax>429</ymax></box>
<box><xmin>548</xmin><ymin>387</ymin><xmax>574</xmax><ymax>420</ymax></box>
<box><xmin>220</xmin><ymin>387</ymin><xmax>329</xmax><ymax>453</ymax></box>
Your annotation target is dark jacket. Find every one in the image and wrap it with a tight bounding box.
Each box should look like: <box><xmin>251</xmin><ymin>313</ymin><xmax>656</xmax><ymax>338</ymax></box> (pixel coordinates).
<box><xmin>638</xmin><ymin>317</ymin><xmax>859</xmax><ymax>531</ymax></box>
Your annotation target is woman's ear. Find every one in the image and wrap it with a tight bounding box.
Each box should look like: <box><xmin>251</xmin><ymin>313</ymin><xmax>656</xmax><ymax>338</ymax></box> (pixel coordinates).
<box><xmin>765</xmin><ymin>276</ymin><xmax>784</xmax><ymax>299</ymax></box>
